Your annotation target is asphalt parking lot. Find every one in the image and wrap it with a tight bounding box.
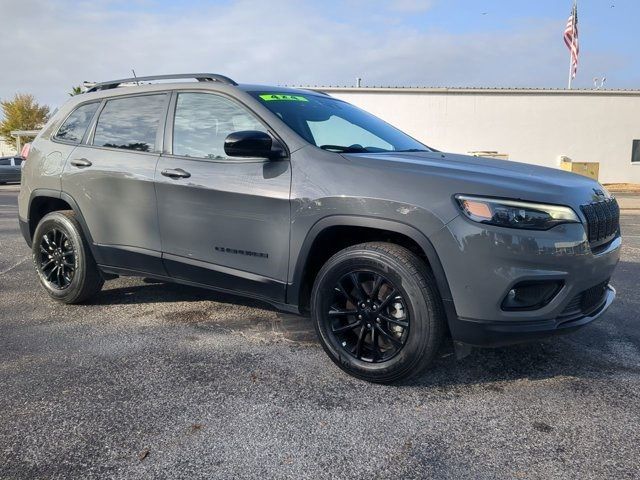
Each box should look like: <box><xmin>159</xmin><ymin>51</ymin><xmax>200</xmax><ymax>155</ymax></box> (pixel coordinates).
<box><xmin>1</xmin><ymin>184</ymin><xmax>639</xmax><ymax>479</ymax></box>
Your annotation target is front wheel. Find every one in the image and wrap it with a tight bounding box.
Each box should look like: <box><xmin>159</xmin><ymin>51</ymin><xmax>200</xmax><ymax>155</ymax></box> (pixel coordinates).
<box><xmin>311</xmin><ymin>242</ymin><xmax>445</xmax><ymax>384</ymax></box>
<box><xmin>32</xmin><ymin>211</ymin><xmax>104</xmax><ymax>304</ymax></box>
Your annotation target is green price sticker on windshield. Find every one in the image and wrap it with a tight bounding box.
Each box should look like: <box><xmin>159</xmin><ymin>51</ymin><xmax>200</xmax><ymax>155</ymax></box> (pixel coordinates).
<box><xmin>259</xmin><ymin>93</ymin><xmax>309</xmax><ymax>102</ymax></box>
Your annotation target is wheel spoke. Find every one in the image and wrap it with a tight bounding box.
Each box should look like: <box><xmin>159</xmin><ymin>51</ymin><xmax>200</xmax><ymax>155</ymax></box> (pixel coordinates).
<box><xmin>370</xmin><ymin>325</ymin><xmax>379</xmax><ymax>361</ymax></box>
<box><xmin>328</xmin><ymin>308</ymin><xmax>358</xmax><ymax>317</ymax></box>
<box><xmin>349</xmin><ymin>272</ymin><xmax>367</xmax><ymax>301</ymax></box>
<box><xmin>332</xmin><ymin>320</ymin><xmax>362</xmax><ymax>334</ymax></box>
<box><xmin>369</xmin><ymin>274</ymin><xmax>384</xmax><ymax>300</ymax></box>
<box><xmin>375</xmin><ymin>324</ymin><xmax>404</xmax><ymax>348</ymax></box>
<box><xmin>45</xmin><ymin>265</ymin><xmax>57</xmax><ymax>280</ymax></box>
<box><xmin>56</xmin><ymin>267</ymin><xmax>63</xmax><ymax>287</ymax></box>
<box><xmin>354</xmin><ymin>325</ymin><xmax>367</xmax><ymax>359</ymax></box>
<box><xmin>62</xmin><ymin>251</ymin><xmax>74</xmax><ymax>258</ymax></box>
<box><xmin>378</xmin><ymin>289</ymin><xmax>398</xmax><ymax>310</ymax></box>
<box><xmin>41</xmin><ymin>259</ymin><xmax>55</xmax><ymax>270</ymax></box>
<box><xmin>378</xmin><ymin>313</ymin><xmax>409</xmax><ymax>328</ymax></box>
<box><xmin>336</xmin><ymin>280</ymin><xmax>357</xmax><ymax>305</ymax></box>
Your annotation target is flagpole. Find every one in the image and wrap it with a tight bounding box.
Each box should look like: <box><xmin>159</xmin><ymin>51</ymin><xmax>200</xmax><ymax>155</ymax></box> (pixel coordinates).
<box><xmin>567</xmin><ymin>52</ymin><xmax>573</xmax><ymax>89</ymax></box>
<box><xmin>567</xmin><ymin>0</ymin><xmax>577</xmax><ymax>89</ymax></box>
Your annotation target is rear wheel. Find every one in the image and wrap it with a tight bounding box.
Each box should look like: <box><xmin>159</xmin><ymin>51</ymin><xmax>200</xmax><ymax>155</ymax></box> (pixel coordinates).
<box><xmin>311</xmin><ymin>242</ymin><xmax>445</xmax><ymax>384</ymax></box>
<box><xmin>32</xmin><ymin>211</ymin><xmax>104</xmax><ymax>304</ymax></box>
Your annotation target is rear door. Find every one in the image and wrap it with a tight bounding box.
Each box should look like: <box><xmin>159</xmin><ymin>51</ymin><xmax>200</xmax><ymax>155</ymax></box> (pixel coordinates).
<box><xmin>155</xmin><ymin>91</ymin><xmax>291</xmax><ymax>302</ymax></box>
<box><xmin>62</xmin><ymin>93</ymin><xmax>170</xmax><ymax>274</ymax></box>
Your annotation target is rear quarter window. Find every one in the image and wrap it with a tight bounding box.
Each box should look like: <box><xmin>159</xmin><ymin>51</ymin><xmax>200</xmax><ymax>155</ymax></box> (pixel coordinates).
<box><xmin>93</xmin><ymin>94</ymin><xmax>166</xmax><ymax>152</ymax></box>
<box><xmin>55</xmin><ymin>102</ymin><xmax>100</xmax><ymax>143</ymax></box>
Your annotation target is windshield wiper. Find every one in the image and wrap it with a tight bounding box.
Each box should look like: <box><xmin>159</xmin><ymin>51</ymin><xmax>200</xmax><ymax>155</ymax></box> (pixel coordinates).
<box><xmin>394</xmin><ymin>148</ymin><xmax>430</xmax><ymax>152</ymax></box>
<box><xmin>320</xmin><ymin>144</ymin><xmax>369</xmax><ymax>153</ymax></box>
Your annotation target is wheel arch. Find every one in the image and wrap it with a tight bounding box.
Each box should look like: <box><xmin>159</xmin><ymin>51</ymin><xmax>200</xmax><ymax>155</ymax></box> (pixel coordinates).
<box><xmin>288</xmin><ymin>216</ymin><xmax>454</xmax><ymax>317</ymax></box>
<box><xmin>27</xmin><ymin>190</ymin><xmax>100</xmax><ymax>261</ymax></box>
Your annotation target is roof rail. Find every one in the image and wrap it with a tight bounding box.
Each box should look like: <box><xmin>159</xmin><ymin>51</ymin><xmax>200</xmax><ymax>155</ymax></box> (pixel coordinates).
<box><xmin>86</xmin><ymin>73</ymin><xmax>238</xmax><ymax>92</ymax></box>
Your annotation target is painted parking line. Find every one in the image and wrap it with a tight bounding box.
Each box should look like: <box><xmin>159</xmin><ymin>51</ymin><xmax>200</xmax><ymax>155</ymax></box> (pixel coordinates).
<box><xmin>0</xmin><ymin>257</ymin><xmax>28</xmax><ymax>275</ymax></box>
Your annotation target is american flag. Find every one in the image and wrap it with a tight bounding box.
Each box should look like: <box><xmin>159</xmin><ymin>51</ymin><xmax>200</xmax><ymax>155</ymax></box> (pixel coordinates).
<box><xmin>564</xmin><ymin>2</ymin><xmax>579</xmax><ymax>79</ymax></box>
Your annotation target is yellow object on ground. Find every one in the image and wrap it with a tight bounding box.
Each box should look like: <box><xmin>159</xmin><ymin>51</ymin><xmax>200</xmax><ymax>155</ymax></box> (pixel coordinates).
<box><xmin>468</xmin><ymin>151</ymin><xmax>510</xmax><ymax>160</ymax></box>
<box><xmin>560</xmin><ymin>161</ymin><xmax>599</xmax><ymax>181</ymax></box>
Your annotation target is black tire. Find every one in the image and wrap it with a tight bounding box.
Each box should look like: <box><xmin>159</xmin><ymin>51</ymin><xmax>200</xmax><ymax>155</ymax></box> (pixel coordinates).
<box><xmin>32</xmin><ymin>210</ymin><xmax>104</xmax><ymax>304</ymax></box>
<box><xmin>311</xmin><ymin>242</ymin><xmax>445</xmax><ymax>384</ymax></box>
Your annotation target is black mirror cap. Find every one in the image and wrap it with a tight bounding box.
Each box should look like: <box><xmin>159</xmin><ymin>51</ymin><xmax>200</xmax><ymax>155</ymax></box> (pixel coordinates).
<box><xmin>224</xmin><ymin>130</ymin><xmax>285</xmax><ymax>159</ymax></box>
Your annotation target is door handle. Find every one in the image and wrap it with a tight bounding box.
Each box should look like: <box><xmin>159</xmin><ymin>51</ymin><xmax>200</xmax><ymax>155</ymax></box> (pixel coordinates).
<box><xmin>70</xmin><ymin>158</ymin><xmax>92</xmax><ymax>167</ymax></box>
<box><xmin>161</xmin><ymin>168</ymin><xmax>191</xmax><ymax>179</ymax></box>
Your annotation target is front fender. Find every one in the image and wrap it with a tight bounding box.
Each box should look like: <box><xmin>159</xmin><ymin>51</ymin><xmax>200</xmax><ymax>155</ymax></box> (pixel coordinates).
<box><xmin>287</xmin><ymin>214</ymin><xmax>454</xmax><ymax>309</ymax></box>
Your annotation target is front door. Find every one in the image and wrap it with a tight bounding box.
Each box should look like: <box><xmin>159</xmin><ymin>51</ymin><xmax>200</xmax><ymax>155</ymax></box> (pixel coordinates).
<box><xmin>155</xmin><ymin>91</ymin><xmax>291</xmax><ymax>302</ymax></box>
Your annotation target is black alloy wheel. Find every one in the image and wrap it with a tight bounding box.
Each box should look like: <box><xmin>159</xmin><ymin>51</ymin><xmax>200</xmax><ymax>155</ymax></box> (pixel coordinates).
<box><xmin>311</xmin><ymin>242</ymin><xmax>445</xmax><ymax>384</ymax></box>
<box><xmin>37</xmin><ymin>228</ymin><xmax>76</xmax><ymax>289</ymax></box>
<box><xmin>328</xmin><ymin>270</ymin><xmax>410</xmax><ymax>363</ymax></box>
<box><xmin>32</xmin><ymin>210</ymin><xmax>104</xmax><ymax>304</ymax></box>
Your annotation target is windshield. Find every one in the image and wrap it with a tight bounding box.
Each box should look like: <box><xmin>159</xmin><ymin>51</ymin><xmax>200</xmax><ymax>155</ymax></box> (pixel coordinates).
<box><xmin>249</xmin><ymin>92</ymin><xmax>431</xmax><ymax>153</ymax></box>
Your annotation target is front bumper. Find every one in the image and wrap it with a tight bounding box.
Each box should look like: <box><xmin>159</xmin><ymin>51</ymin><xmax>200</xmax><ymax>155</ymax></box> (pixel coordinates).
<box><xmin>445</xmin><ymin>285</ymin><xmax>615</xmax><ymax>347</ymax></box>
<box><xmin>431</xmin><ymin>215</ymin><xmax>621</xmax><ymax>347</ymax></box>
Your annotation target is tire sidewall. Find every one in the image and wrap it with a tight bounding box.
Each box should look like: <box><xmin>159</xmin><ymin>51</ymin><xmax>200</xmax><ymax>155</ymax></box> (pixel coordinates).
<box><xmin>32</xmin><ymin>212</ymin><xmax>88</xmax><ymax>302</ymax></box>
<box><xmin>312</xmin><ymin>248</ymin><xmax>434</xmax><ymax>381</ymax></box>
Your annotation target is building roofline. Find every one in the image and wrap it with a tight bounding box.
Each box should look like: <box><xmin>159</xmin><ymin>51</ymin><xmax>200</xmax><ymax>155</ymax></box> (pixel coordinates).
<box><xmin>301</xmin><ymin>86</ymin><xmax>640</xmax><ymax>96</ymax></box>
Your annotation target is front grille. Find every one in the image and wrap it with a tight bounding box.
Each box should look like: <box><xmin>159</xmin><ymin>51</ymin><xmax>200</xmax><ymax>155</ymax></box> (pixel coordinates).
<box><xmin>559</xmin><ymin>280</ymin><xmax>609</xmax><ymax>319</ymax></box>
<box><xmin>580</xmin><ymin>198</ymin><xmax>619</xmax><ymax>245</ymax></box>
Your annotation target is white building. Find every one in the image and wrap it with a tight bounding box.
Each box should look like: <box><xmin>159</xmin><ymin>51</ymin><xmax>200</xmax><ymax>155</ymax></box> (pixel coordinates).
<box><xmin>314</xmin><ymin>87</ymin><xmax>640</xmax><ymax>184</ymax></box>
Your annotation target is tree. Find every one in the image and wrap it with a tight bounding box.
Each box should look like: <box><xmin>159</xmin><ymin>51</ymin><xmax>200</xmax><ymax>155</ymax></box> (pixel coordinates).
<box><xmin>69</xmin><ymin>86</ymin><xmax>83</xmax><ymax>96</ymax></box>
<box><xmin>0</xmin><ymin>93</ymin><xmax>50</xmax><ymax>145</ymax></box>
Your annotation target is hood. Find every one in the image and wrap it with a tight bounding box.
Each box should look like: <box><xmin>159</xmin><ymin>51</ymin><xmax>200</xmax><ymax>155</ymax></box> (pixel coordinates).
<box><xmin>343</xmin><ymin>151</ymin><xmax>607</xmax><ymax>208</ymax></box>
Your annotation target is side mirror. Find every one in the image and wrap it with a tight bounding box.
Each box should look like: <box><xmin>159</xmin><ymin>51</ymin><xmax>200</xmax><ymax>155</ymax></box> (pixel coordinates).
<box><xmin>224</xmin><ymin>131</ymin><xmax>285</xmax><ymax>159</ymax></box>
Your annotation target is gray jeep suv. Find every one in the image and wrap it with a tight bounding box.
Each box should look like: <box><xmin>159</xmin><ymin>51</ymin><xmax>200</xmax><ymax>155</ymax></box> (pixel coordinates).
<box><xmin>18</xmin><ymin>73</ymin><xmax>621</xmax><ymax>383</ymax></box>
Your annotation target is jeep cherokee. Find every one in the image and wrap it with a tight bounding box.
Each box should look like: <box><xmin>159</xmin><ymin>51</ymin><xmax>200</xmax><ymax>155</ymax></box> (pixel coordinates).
<box><xmin>18</xmin><ymin>73</ymin><xmax>621</xmax><ymax>383</ymax></box>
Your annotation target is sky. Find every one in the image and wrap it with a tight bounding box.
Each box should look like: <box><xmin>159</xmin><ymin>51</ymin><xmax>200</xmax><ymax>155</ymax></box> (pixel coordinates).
<box><xmin>1</xmin><ymin>0</ymin><xmax>639</xmax><ymax>111</ymax></box>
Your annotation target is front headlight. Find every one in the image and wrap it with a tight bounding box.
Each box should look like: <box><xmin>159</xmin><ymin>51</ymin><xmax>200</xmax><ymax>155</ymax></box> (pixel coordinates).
<box><xmin>455</xmin><ymin>195</ymin><xmax>580</xmax><ymax>230</ymax></box>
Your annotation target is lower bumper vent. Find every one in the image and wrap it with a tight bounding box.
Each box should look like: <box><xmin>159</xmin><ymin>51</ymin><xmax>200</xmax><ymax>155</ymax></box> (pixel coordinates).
<box><xmin>559</xmin><ymin>280</ymin><xmax>609</xmax><ymax>319</ymax></box>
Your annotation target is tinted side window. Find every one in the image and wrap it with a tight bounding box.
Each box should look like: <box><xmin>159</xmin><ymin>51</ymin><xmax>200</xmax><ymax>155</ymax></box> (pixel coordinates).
<box><xmin>173</xmin><ymin>93</ymin><xmax>266</xmax><ymax>159</ymax></box>
<box><xmin>55</xmin><ymin>102</ymin><xmax>100</xmax><ymax>143</ymax></box>
<box><xmin>0</xmin><ymin>158</ymin><xmax>10</xmax><ymax>166</ymax></box>
<box><xmin>633</xmin><ymin>140</ymin><xmax>640</xmax><ymax>163</ymax></box>
<box><xmin>93</xmin><ymin>94</ymin><xmax>166</xmax><ymax>152</ymax></box>
<box><xmin>13</xmin><ymin>158</ymin><xmax>22</xmax><ymax>165</ymax></box>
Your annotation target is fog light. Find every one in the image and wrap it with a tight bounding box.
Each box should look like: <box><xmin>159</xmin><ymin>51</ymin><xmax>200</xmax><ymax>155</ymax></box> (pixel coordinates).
<box><xmin>501</xmin><ymin>281</ymin><xmax>563</xmax><ymax>311</ymax></box>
